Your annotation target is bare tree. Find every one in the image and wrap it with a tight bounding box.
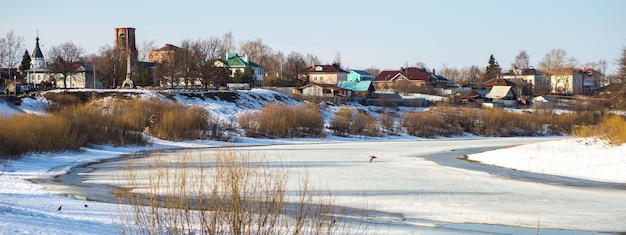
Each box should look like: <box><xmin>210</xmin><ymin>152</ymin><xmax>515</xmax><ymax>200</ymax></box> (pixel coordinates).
<box><xmin>305</xmin><ymin>53</ymin><xmax>320</xmax><ymax>67</ymax></box>
<box><xmin>459</xmin><ymin>65</ymin><xmax>483</xmax><ymax>85</ymax></box>
<box><xmin>177</xmin><ymin>39</ymin><xmax>199</xmax><ymax>89</ymax></box>
<box><xmin>153</xmin><ymin>46</ymin><xmax>183</xmax><ymax>89</ymax></box>
<box><xmin>438</xmin><ymin>64</ymin><xmax>460</xmax><ymax>84</ymax></box>
<box><xmin>414</xmin><ymin>61</ymin><xmax>427</xmax><ymax>69</ymax></box>
<box><xmin>0</xmin><ymin>30</ymin><xmax>25</xmax><ymax>80</ymax></box>
<box><xmin>611</xmin><ymin>46</ymin><xmax>626</xmax><ymax>108</ymax></box>
<box><xmin>334</xmin><ymin>52</ymin><xmax>341</xmax><ymax>65</ymax></box>
<box><xmin>512</xmin><ymin>50</ymin><xmax>530</xmax><ymax>69</ymax></box>
<box><xmin>239</xmin><ymin>38</ymin><xmax>272</xmax><ymax>63</ymax></box>
<box><xmin>138</xmin><ymin>40</ymin><xmax>156</xmax><ymax>62</ymax></box>
<box><xmin>365</xmin><ymin>66</ymin><xmax>380</xmax><ymax>78</ymax></box>
<box><xmin>48</xmin><ymin>41</ymin><xmax>85</xmax><ymax>89</ymax></box>
<box><xmin>538</xmin><ymin>48</ymin><xmax>578</xmax><ymax>94</ymax></box>
<box><xmin>94</xmin><ymin>45</ymin><xmax>127</xmax><ymax>88</ymax></box>
<box><xmin>195</xmin><ymin>37</ymin><xmax>228</xmax><ymax>89</ymax></box>
<box><xmin>284</xmin><ymin>51</ymin><xmax>307</xmax><ymax>85</ymax></box>
<box><xmin>266</xmin><ymin>51</ymin><xmax>284</xmax><ymax>78</ymax></box>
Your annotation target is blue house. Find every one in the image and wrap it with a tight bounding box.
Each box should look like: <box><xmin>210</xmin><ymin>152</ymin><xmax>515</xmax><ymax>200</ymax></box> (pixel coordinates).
<box><xmin>347</xmin><ymin>70</ymin><xmax>374</xmax><ymax>82</ymax></box>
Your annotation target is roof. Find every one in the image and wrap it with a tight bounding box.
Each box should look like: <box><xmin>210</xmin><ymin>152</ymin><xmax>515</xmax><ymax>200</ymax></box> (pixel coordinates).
<box><xmin>302</xmin><ymin>63</ymin><xmax>348</xmax><ymax>74</ymax></box>
<box><xmin>224</xmin><ymin>53</ymin><xmax>261</xmax><ymax>68</ymax></box>
<box><xmin>349</xmin><ymin>70</ymin><xmax>373</xmax><ymax>76</ymax></box>
<box><xmin>301</xmin><ymin>83</ymin><xmax>347</xmax><ymax>91</ymax></box>
<box><xmin>502</xmin><ymin>68</ymin><xmax>545</xmax><ymax>76</ymax></box>
<box><xmin>485</xmin><ymin>86</ymin><xmax>514</xmax><ymax>100</ymax></box>
<box><xmin>49</xmin><ymin>62</ymin><xmax>93</xmax><ymax>72</ymax></box>
<box><xmin>484</xmin><ymin>78</ymin><xmax>517</xmax><ymax>88</ymax></box>
<box><xmin>153</xmin><ymin>44</ymin><xmax>180</xmax><ymax>51</ymax></box>
<box><xmin>458</xmin><ymin>90</ymin><xmax>482</xmax><ymax>99</ymax></box>
<box><xmin>374</xmin><ymin>67</ymin><xmax>430</xmax><ymax>82</ymax></box>
<box><xmin>33</xmin><ymin>37</ymin><xmax>44</xmax><ymax>59</ymax></box>
<box><xmin>337</xmin><ymin>81</ymin><xmax>373</xmax><ymax>92</ymax></box>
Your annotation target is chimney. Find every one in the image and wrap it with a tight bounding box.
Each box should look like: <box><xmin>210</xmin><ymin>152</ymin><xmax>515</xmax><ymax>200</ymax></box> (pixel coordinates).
<box><xmin>432</xmin><ymin>69</ymin><xmax>436</xmax><ymax>75</ymax></box>
<box><xmin>244</xmin><ymin>54</ymin><xmax>249</xmax><ymax>63</ymax></box>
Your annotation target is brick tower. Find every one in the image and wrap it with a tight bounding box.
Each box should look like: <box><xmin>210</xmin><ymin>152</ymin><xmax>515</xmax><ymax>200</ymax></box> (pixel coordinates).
<box><xmin>114</xmin><ymin>27</ymin><xmax>138</xmax><ymax>65</ymax></box>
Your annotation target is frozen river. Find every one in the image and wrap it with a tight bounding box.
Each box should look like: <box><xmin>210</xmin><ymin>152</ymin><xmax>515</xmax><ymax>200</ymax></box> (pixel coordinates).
<box><xmin>75</xmin><ymin>137</ymin><xmax>626</xmax><ymax>234</ymax></box>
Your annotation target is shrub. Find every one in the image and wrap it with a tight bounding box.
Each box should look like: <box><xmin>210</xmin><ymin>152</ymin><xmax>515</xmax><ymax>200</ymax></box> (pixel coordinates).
<box><xmin>402</xmin><ymin>111</ymin><xmax>460</xmax><ymax>138</ymax></box>
<box><xmin>0</xmin><ymin>105</ymin><xmax>146</xmax><ymax>159</ymax></box>
<box><xmin>329</xmin><ymin>107</ymin><xmax>380</xmax><ymax>137</ymax></box>
<box><xmin>574</xmin><ymin>115</ymin><xmax>626</xmax><ymax>145</ymax></box>
<box><xmin>329</xmin><ymin>107</ymin><xmax>352</xmax><ymax>137</ymax></box>
<box><xmin>150</xmin><ymin>106</ymin><xmax>210</xmax><ymax>141</ymax></box>
<box><xmin>380</xmin><ymin>112</ymin><xmax>398</xmax><ymax>135</ymax></box>
<box><xmin>239</xmin><ymin>103</ymin><xmax>324</xmax><ymax>138</ymax></box>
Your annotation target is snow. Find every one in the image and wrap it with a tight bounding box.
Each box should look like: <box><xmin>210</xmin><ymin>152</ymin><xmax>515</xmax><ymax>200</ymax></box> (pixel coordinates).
<box><xmin>1</xmin><ymin>89</ymin><xmax>625</xmax><ymax>234</ymax></box>
<box><xmin>468</xmin><ymin>137</ymin><xmax>626</xmax><ymax>183</ymax></box>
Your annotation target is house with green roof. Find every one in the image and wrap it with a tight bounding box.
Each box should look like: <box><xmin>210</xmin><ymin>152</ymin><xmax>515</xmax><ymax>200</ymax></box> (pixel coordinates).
<box><xmin>215</xmin><ymin>53</ymin><xmax>265</xmax><ymax>86</ymax></box>
<box><xmin>337</xmin><ymin>80</ymin><xmax>375</xmax><ymax>98</ymax></box>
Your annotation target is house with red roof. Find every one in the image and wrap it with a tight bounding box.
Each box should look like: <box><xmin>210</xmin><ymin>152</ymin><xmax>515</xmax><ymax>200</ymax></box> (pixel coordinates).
<box><xmin>373</xmin><ymin>67</ymin><xmax>448</xmax><ymax>91</ymax></box>
<box><xmin>299</xmin><ymin>63</ymin><xmax>348</xmax><ymax>85</ymax></box>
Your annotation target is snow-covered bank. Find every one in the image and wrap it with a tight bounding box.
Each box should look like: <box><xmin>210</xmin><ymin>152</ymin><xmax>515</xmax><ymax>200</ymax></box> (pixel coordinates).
<box><xmin>468</xmin><ymin>138</ymin><xmax>626</xmax><ymax>184</ymax></box>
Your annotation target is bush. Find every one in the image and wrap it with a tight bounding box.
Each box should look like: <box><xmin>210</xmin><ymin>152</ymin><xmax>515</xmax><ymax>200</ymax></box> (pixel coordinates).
<box><xmin>0</xmin><ymin>105</ymin><xmax>147</xmax><ymax>159</ymax></box>
<box><xmin>401</xmin><ymin>107</ymin><xmax>600</xmax><ymax>138</ymax></box>
<box><xmin>402</xmin><ymin>111</ymin><xmax>461</xmax><ymax>138</ymax></box>
<box><xmin>239</xmin><ymin>103</ymin><xmax>324</xmax><ymax>138</ymax></box>
<box><xmin>150</xmin><ymin>106</ymin><xmax>210</xmax><ymax>141</ymax></box>
<box><xmin>329</xmin><ymin>107</ymin><xmax>380</xmax><ymax>137</ymax></box>
<box><xmin>574</xmin><ymin>115</ymin><xmax>626</xmax><ymax>145</ymax></box>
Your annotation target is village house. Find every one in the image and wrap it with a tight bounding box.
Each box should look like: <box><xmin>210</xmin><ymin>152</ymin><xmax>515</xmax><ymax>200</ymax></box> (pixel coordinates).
<box><xmin>215</xmin><ymin>53</ymin><xmax>265</xmax><ymax>87</ymax></box>
<box><xmin>373</xmin><ymin>67</ymin><xmax>448</xmax><ymax>92</ymax></box>
<box><xmin>295</xmin><ymin>83</ymin><xmax>350</xmax><ymax>98</ymax></box>
<box><xmin>299</xmin><ymin>63</ymin><xmax>348</xmax><ymax>85</ymax></box>
<box><xmin>337</xmin><ymin>80</ymin><xmax>375</xmax><ymax>98</ymax></box>
<box><xmin>549</xmin><ymin>67</ymin><xmax>601</xmax><ymax>95</ymax></box>
<box><xmin>347</xmin><ymin>70</ymin><xmax>373</xmax><ymax>82</ymax></box>
<box><xmin>502</xmin><ymin>67</ymin><xmax>601</xmax><ymax>96</ymax></box>
<box><xmin>50</xmin><ymin>63</ymin><xmax>101</xmax><ymax>89</ymax></box>
<box><xmin>501</xmin><ymin>68</ymin><xmax>551</xmax><ymax>95</ymax></box>
<box><xmin>483</xmin><ymin>78</ymin><xmax>532</xmax><ymax>97</ymax></box>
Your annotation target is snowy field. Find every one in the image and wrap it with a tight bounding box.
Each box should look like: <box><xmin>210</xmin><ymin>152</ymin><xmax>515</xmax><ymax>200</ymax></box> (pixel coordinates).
<box><xmin>1</xmin><ymin>90</ymin><xmax>626</xmax><ymax>234</ymax></box>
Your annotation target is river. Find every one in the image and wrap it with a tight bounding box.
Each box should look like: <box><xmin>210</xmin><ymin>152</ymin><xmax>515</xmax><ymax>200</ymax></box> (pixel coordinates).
<box><xmin>49</xmin><ymin>137</ymin><xmax>626</xmax><ymax>234</ymax></box>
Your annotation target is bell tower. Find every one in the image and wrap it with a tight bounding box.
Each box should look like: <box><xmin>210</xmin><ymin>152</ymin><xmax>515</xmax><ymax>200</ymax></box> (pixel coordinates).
<box><xmin>114</xmin><ymin>27</ymin><xmax>138</xmax><ymax>65</ymax></box>
<box><xmin>115</xmin><ymin>27</ymin><xmax>138</xmax><ymax>88</ymax></box>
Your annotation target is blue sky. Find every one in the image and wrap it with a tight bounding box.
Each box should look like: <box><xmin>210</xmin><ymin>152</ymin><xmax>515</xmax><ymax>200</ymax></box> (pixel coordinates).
<box><xmin>2</xmin><ymin>0</ymin><xmax>625</xmax><ymax>73</ymax></box>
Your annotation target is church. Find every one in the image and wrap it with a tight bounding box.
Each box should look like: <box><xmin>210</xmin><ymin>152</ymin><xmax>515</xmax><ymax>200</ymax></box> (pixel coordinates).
<box><xmin>25</xmin><ymin>35</ymin><xmax>102</xmax><ymax>89</ymax></box>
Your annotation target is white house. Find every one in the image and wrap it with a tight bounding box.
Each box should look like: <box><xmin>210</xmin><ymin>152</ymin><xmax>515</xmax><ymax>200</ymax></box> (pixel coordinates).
<box><xmin>52</xmin><ymin>63</ymin><xmax>102</xmax><ymax>89</ymax></box>
<box><xmin>215</xmin><ymin>53</ymin><xmax>265</xmax><ymax>87</ymax></box>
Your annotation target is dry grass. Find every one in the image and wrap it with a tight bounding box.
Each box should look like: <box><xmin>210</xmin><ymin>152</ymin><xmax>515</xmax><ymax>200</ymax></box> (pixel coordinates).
<box><xmin>329</xmin><ymin>107</ymin><xmax>381</xmax><ymax>137</ymax></box>
<box><xmin>401</xmin><ymin>107</ymin><xmax>601</xmax><ymax>138</ymax></box>
<box><xmin>117</xmin><ymin>150</ymin><xmax>364</xmax><ymax>234</ymax></box>
<box><xmin>0</xmin><ymin>97</ymin><xmax>232</xmax><ymax>159</ymax></box>
<box><xmin>574</xmin><ymin>115</ymin><xmax>626</xmax><ymax>145</ymax></box>
<box><xmin>239</xmin><ymin>103</ymin><xmax>324</xmax><ymax>138</ymax></box>
<box><xmin>0</xmin><ymin>105</ymin><xmax>146</xmax><ymax>159</ymax></box>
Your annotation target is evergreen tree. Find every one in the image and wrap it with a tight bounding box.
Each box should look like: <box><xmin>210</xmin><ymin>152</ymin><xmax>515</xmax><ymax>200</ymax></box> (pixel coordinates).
<box><xmin>484</xmin><ymin>54</ymin><xmax>501</xmax><ymax>81</ymax></box>
<box><xmin>20</xmin><ymin>49</ymin><xmax>31</xmax><ymax>72</ymax></box>
<box><xmin>232</xmin><ymin>66</ymin><xmax>253</xmax><ymax>83</ymax></box>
